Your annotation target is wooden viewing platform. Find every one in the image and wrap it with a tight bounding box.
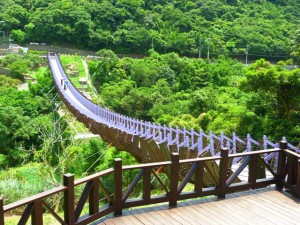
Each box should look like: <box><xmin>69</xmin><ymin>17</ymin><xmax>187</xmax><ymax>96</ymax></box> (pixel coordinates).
<box><xmin>1</xmin><ymin>142</ymin><xmax>299</xmax><ymax>225</ymax></box>
<box><xmin>96</xmin><ymin>187</ymin><xmax>300</xmax><ymax>225</ymax></box>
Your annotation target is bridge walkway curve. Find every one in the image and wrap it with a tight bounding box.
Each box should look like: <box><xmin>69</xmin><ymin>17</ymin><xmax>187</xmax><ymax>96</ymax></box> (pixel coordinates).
<box><xmin>48</xmin><ymin>52</ymin><xmax>299</xmax><ymax>185</ymax></box>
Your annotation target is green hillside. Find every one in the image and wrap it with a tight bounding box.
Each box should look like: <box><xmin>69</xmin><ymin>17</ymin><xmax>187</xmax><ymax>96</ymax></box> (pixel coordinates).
<box><xmin>1</xmin><ymin>0</ymin><xmax>299</xmax><ymax>59</ymax></box>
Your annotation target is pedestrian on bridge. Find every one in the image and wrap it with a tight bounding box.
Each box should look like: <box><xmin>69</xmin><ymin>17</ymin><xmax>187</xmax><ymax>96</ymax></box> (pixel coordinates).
<box><xmin>64</xmin><ymin>80</ymin><xmax>69</xmax><ymax>90</ymax></box>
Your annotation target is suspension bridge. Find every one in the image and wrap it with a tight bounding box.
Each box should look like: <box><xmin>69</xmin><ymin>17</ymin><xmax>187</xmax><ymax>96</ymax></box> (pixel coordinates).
<box><xmin>48</xmin><ymin>52</ymin><xmax>299</xmax><ymax>164</ymax></box>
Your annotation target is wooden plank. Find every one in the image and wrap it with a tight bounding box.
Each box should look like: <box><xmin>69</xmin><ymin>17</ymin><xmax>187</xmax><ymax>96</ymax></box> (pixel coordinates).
<box><xmin>102</xmin><ymin>218</ymin><xmax>117</xmax><ymax>225</ymax></box>
<box><xmin>126</xmin><ymin>208</ymin><xmax>155</xmax><ymax>225</ymax></box>
<box><xmin>187</xmin><ymin>149</ymin><xmax>198</xmax><ymax>159</ymax></box>
<box><xmin>181</xmin><ymin>200</ymin><xmax>229</xmax><ymax>225</ymax></box>
<box><xmin>179</xmin><ymin>147</ymin><xmax>188</xmax><ymax>160</ymax></box>
<box><xmin>158</xmin><ymin>142</ymin><xmax>171</xmax><ymax>162</ymax></box>
<box><xmin>162</xmin><ymin>206</ymin><xmax>194</xmax><ymax>225</ymax></box>
<box><xmin>97</xmin><ymin>187</ymin><xmax>300</xmax><ymax>225</ymax></box>
<box><xmin>106</xmin><ymin>213</ymin><xmax>144</xmax><ymax>225</ymax></box>
<box><xmin>131</xmin><ymin>204</ymin><xmax>182</xmax><ymax>225</ymax></box>
<box><xmin>246</xmin><ymin>194</ymin><xmax>300</xmax><ymax>223</ymax></box>
<box><xmin>248</xmin><ymin>190</ymin><xmax>300</xmax><ymax>218</ymax></box>
<box><xmin>139</xmin><ymin>137</ymin><xmax>157</xmax><ymax>163</ymax></box>
<box><xmin>112</xmin><ymin>130</ymin><xmax>127</xmax><ymax>152</ymax></box>
<box><xmin>147</xmin><ymin>139</ymin><xmax>163</xmax><ymax>162</ymax></box>
<box><xmin>200</xmin><ymin>197</ymin><xmax>255</xmax><ymax>225</ymax></box>
<box><xmin>158</xmin><ymin>142</ymin><xmax>171</xmax><ymax>175</ymax></box>
<box><xmin>146</xmin><ymin>205</ymin><xmax>182</xmax><ymax>225</ymax></box>
<box><xmin>168</xmin><ymin>144</ymin><xmax>178</xmax><ymax>154</ymax></box>
<box><xmin>97</xmin><ymin>125</ymin><xmax>112</xmax><ymax>144</ymax></box>
<box><xmin>130</xmin><ymin>136</ymin><xmax>142</xmax><ymax>162</ymax></box>
<box><xmin>232</xmin><ymin>193</ymin><xmax>297</xmax><ymax>224</ymax></box>
<box><xmin>214</xmin><ymin>193</ymin><xmax>276</xmax><ymax>225</ymax></box>
<box><xmin>114</xmin><ymin>130</ymin><xmax>127</xmax><ymax>150</ymax></box>
<box><xmin>138</xmin><ymin>206</ymin><xmax>179</xmax><ymax>225</ymax></box>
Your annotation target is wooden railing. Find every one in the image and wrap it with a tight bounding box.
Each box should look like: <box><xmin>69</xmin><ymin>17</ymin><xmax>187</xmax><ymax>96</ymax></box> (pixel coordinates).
<box><xmin>1</xmin><ymin>141</ymin><xmax>299</xmax><ymax>225</ymax></box>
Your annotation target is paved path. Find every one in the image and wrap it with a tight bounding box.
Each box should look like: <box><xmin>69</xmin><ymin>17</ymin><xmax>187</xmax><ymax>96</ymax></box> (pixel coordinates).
<box><xmin>82</xmin><ymin>58</ymin><xmax>98</xmax><ymax>95</ymax></box>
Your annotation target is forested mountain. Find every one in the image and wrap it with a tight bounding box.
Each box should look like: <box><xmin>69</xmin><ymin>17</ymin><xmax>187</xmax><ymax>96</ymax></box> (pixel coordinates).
<box><xmin>1</xmin><ymin>0</ymin><xmax>299</xmax><ymax>59</ymax></box>
<box><xmin>0</xmin><ymin>1</ymin><xmax>299</xmax><ymax>210</ymax></box>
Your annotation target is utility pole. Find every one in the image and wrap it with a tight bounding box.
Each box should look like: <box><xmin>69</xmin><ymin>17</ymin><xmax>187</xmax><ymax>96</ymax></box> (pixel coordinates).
<box><xmin>199</xmin><ymin>35</ymin><xmax>203</xmax><ymax>58</ymax></box>
<box><xmin>151</xmin><ymin>37</ymin><xmax>154</xmax><ymax>49</ymax></box>
<box><xmin>245</xmin><ymin>44</ymin><xmax>250</xmax><ymax>66</ymax></box>
<box><xmin>206</xmin><ymin>38</ymin><xmax>211</xmax><ymax>59</ymax></box>
<box><xmin>0</xmin><ymin>21</ymin><xmax>4</xmax><ymax>42</ymax></box>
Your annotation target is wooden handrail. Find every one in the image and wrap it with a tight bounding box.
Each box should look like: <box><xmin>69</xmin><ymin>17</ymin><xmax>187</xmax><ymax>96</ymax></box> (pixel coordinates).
<box><xmin>74</xmin><ymin>168</ymin><xmax>114</xmax><ymax>186</ymax></box>
<box><xmin>122</xmin><ymin>161</ymin><xmax>171</xmax><ymax>170</ymax></box>
<box><xmin>284</xmin><ymin>149</ymin><xmax>300</xmax><ymax>158</ymax></box>
<box><xmin>228</xmin><ymin>148</ymin><xmax>281</xmax><ymax>158</ymax></box>
<box><xmin>1</xmin><ymin>142</ymin><xmax>299</xmax><ymax>225</ymax></box>
<box><xmin>3</xmin><ymin>186</ymin><xmax>67</xmax><ymax>212</ymax></box>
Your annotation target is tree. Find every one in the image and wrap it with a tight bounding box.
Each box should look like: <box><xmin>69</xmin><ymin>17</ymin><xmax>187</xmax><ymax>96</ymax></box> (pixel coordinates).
<box><xmin>120</xmin><ymin>87</ymin><xmax>153</xmax><ymax>120</ymax></box>
<box><xmin>169</xmin><ymin>114</ymin><xmax>200</xmax><ymax>130</ymax></box>
<box><xmin>242</xmin><ymin>59</ymin><xmax>300</xmax><ymax>120</ymax></box>
<box><xmin>100</xmin><ymin>80</ymin><xmax>136</xmax><ymax>113</ymax></box>
<box><xmin>0</xmin><ymin>75</ymin><xmax>20</xmax><ymax>89</ymax></box>
<box><xmin>90</xmin><ymin>49</ymin><xmax>119</xmax><ymax>89</ymax></box>
<box><xmin>130</xmin><ymin>59</ymin><xmax>160</xmax><ymax>87</ymax></box>
<box><xmin>10</xmin><ymin>29</ymin><xmax>26</xmax><ymax>44</ymax></box>
<box><xmin>0</xmin><ymin>106</ymin><xmax>36</xmax><ymax>167</ymax></box>
<box><xmin>158</xmin><ymin>65</ymin><xmax>176</xmax><ymax>87</ymax></box>
<box><xmin>291</xmin><ymin>30</ymin><xmax>300</xmax><ymax>64</ymax></box>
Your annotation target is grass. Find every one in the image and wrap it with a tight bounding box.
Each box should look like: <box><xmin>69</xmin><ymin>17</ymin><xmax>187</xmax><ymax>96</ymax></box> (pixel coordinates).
<box><xmin>4</xmin><ymin>214</ymin><xmax>63</xmax><ymax>225</ymax></box>
<box><xmin>59</xmin><ymin>54</ymin><xmax>99</xmax><ymax>100</ymax></box>
<box><xmin>58</xmin><ymin>104</ymin><xmax>89</xmax><ymax>134</ymax></box>
<box><xmin>59</xmin><ymin>54</ymin><xmax>86</xmax><ymax>88</ymax></box>
<box><xmin>0</xmin><ymin>164</ymin><xmax>46</xmax><ymax>204</ymax></box>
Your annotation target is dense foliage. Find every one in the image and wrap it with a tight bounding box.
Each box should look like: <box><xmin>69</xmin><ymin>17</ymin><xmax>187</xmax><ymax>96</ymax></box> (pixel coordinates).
<box><xmin>0</xmin><ymin>54</ymin><xmax>135</xmax><ymax>205</ymax></box>
<box><xmin>0</xmin><ymin>54</ymin><xmax>50</xmax><ymax>168</ymax></box>
<box><xmin>1</xmin><ymin>0</ymin><xmax>299</xmax><ymax>58</ymax></box>
<box><xmin>89</xmin><ymin>49</ymin><xmax>300</xmax><ymax>142</ymax></box>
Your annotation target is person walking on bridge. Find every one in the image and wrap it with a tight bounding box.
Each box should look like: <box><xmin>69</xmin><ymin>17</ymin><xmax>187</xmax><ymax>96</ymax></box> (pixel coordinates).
<box><xmin>64</xmin><ymin>80</ymin><xmax>69</xmax><ymax>90</ymax></box>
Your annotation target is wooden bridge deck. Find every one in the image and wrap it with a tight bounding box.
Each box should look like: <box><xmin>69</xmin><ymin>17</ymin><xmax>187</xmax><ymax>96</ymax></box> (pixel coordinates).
<box><xmin>95</xmin><ymin>187</ymin><xmax>300</xmax><ymax>225</ymax></box>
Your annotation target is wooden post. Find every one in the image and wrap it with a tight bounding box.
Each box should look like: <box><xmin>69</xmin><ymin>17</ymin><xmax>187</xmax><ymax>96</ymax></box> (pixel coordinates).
<box><xmin>143</xmin><ymin>168</ymin><xmax>151</xmax><ymax>202</ymax></box>
<box><xmin>89</xmin><ymin>179</ymin><xmax>100</xmax><ymax>215</ymax></box>
<box><xmin>194</xmin><ymin>161</ymin><xmax>205</xmax><ymax>195</ymax></box>
<box><xmin>169</xmin><ymin>153</ymin><xmax>180</xmax><ymax>207</ymax></box>
<box><xmin>297</xmin><ymin>159</ymin><xmax>300</xmax><ymax>196</ymax></box>
<box><xmin>114</xmin><ymin>158</ymin><xmax>123</xmax><ymax>215</ymax></box>
<box><xmin>248</xmin><ymin>154</ymin><xmax>258</xmax><ymax>189</ymax></box>
<box><xmin>276</xmin><ymin>141</ymin><xmax>287</xmax><ymax>190</ymax></box>
<box><xmin>0</xmin><ymin>198</ymin><xmax>4</xmax><ymax>225</ymax></box>
<box><xmin>287</xmin><ymin>155</ymin><xmax>295</xmax><ymax>187</ymax></box>
<box><xmin>31</xmin><ymin>199</ymin><xmax>43</xmax><ymax>225</ymax></box>
<box><xmin>218</xmin><ymin>148</ymin><xmax>229</xmax><ymax>198</ymax></box>
<box><xmin>63</xmin><ymin>173</ymin><xmax>75</xmax><ymax>225</ymax></box>
<box><xmin>295</xmin><ymin>157</ymin><xmax>300</xmax><ymax>195</ymax></box>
